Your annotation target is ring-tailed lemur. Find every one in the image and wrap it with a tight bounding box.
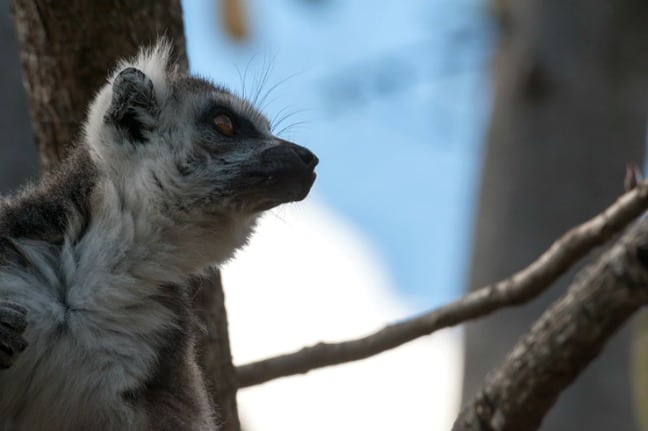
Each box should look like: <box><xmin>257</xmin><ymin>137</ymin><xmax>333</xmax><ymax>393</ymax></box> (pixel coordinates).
<box><xmin>0</xmin><ymin>41</ymin><xmax>318</xmax><ymax>431</ymax></box>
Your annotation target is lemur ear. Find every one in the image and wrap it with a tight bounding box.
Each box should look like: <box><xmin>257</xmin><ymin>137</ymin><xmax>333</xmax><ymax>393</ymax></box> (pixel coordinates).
<box><xmin>106</xmin><ymin>67</ymin><xmax>159</xmax><ymax>143</ymax></box>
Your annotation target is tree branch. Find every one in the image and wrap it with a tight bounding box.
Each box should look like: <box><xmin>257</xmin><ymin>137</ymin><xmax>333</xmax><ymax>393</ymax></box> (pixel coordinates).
<box><xmin>236</xmin><ymin>179</ymin><xmax>648</xmax><ymax>388</ymax></box>
<box><xmin>452</xmin><ymin>218</ymin><xmax>648</xmax><ymax>430</ymax></box>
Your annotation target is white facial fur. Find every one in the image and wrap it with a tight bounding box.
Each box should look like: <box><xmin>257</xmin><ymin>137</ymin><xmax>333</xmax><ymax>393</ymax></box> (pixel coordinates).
<box><xmin>85</xmin><ymin>42</ymin><xmax>261</xmax><ymax>269</ymax></box>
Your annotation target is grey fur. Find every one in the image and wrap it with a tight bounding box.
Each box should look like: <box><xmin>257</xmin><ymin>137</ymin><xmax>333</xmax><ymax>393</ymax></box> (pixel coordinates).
<box><xmin>0</xmin><ymin>301</ymin><xmax>27</xmax><ymax>369</ymax></box>
<box><xmin>0</xmin><ymin>41</ymin><xmax>317</xmax><ymax>431</ymax></box>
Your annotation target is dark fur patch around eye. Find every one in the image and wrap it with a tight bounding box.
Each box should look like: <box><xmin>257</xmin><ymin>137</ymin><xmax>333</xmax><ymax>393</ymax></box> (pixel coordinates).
<box><xmin>200</xmin><ymin>104</ymin><xmax>264</xmax><ymax>139</ymax></box>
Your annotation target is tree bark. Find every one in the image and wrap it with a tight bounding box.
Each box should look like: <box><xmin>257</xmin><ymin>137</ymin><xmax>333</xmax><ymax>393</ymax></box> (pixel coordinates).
<box><xmin>456</xmin><ymin>219</ymin><xmax>648</xmax><ymax>430</ymax></box>
<box><xmin>10</xmin><ymin>1</ymin><xmax>240</xmax><ymax>429</ymax></box>
<box><xmin>193</xmin><ymin>270</ymin><xmax>241</xmax><ymax>431</ymax></box>
<box><xmin>464</xmin><ymin>0</ymin><xmax>648</xmax><ymax>429</ymax></box>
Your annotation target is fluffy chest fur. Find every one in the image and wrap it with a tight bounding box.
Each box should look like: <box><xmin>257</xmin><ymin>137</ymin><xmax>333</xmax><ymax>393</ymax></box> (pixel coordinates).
<box><xmin>0</xmin><ymin>152</ymin><xmax>216</xmax><ymax>431</ymax></box>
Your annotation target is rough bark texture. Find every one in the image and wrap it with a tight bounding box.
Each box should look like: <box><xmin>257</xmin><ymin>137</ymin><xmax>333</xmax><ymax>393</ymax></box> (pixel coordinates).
<box><xmin>632</xmin><ymin>311</ymin><xmax>648</xmax><ymax>431</ymax></box>
<box><xmin>193</xmin><ymin>269</ymin><xmax>241</xmax><ymax>431</ymax></box>
<box><xmin>455</xmin><ymin>220</ymin><xmax>648</xmax><ymax>430</ymax></box>
<box><xmin>464</xmin><ymin>0</ymin><xmax>648</xmax><ymax>429</ymax></box>
<box><xmin>10</xmin><ymin>1</ymin><xmax>240</xmax><ymax>429</ymax></box>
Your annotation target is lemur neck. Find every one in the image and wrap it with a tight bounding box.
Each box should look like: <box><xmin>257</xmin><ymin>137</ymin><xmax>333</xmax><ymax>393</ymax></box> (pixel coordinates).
<box><xmin>81</xmin><ymin>177</ymin><xmax>194</xmax><ymax>285</ymax></box>
<box><xmin>86</xmin><ymin>174</ymin><xmax>255</xmax><ymax>283</ymax></box>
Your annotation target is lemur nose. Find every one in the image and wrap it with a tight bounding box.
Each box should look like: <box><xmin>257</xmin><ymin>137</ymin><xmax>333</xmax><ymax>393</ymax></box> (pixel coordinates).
<box><xmin>279</xmin><ymin>140</ymin><xmax>319</xmax><ymax>168</ymax></box>
<box><xmin>292</xmin><ymin>145</ymin><xmax>318</xmax><ymax>167</ymax></box>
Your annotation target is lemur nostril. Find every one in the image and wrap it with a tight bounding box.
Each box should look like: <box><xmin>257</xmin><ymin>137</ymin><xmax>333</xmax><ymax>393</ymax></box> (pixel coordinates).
<box><xmin>268</xmin><ymin>140</ymin><xmax>318</xmax><ymax>168</ymax></box>
<box><xmin>291</xmin><ymin>145</ymin><xmax>318</xmax><ymax>167</ymax></box>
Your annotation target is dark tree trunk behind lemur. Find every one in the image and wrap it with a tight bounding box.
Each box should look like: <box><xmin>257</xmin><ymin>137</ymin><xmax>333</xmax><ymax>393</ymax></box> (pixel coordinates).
<box><xmin>463</xmin><ymin>0</ymin><xmax>648</xmax><ymax>429</ymax></box>
<box><xmin>10</xmin><ymin>2</ymin><xmax>240</xmax><ymax>429</ymax></box>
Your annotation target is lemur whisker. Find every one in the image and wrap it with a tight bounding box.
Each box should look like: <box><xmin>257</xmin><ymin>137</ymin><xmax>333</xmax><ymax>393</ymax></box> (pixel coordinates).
<box><xmin>272</xmin><ymin>107</ymin><xmax>313</xmax><ymax>134</ymax></box>
<box><xmin>256</xmin><ymin>70</ymin><xmax>306</xmax><ymax>112</ymax></box>
<box><xmin>251</xmin><ymin>52</ymin><xmax>278</xmax><ymax>107</ymax></box>
<box><xmin>276</xmin><ymin>120</ymin><xmax>312</xmax><ymax>137</ymax></box>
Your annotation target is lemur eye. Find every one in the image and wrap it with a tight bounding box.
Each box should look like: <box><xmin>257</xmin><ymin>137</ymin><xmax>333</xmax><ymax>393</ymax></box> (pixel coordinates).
<box><xmin>214</xmin><ymin>114</ymin><xmax>235</xmax><ymax>137</ymax></box>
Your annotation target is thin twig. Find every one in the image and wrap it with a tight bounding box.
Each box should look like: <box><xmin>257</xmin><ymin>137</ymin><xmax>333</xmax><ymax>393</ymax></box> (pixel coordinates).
<box><xmin>453</xmin><ymin>218</ymin><xmax>648</xmax><ymax>430</ymax></box>
<box><xmin>236</xmin><ymin>180</ymin><xmax>648</xmax><ymax>388</ymax></box>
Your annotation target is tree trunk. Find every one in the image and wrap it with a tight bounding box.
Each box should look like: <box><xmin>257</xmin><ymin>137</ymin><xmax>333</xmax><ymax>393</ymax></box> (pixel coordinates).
<box><xmin>463</xmin><ymin>0</ymin><xmax>648</xmax><ymax>429</ymax></box>
<box><xmin>456</xmin><ymin>219</ymin><xmax>648</xmax><ymax>430</ymax></box>
<box><xmin>0</xmin><ymin>0</ymin><xmax>38</xmax><ymax>194</ymax></box>
<box><xmin>10</xmin><ymin>1</ymin><xmax>240</xmax><ymax>429</ymax></box>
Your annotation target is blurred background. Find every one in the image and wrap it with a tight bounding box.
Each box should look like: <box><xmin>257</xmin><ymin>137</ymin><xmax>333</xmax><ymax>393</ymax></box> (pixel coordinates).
<box><xmin>2</xmin><ymin>0</ymin><xmax>648</xmax><ymax>429</ymax></box>
<box><xmin>185</xmin><ymin>0</ymin><xmax>488</xmax><ymax>429</ymax></box>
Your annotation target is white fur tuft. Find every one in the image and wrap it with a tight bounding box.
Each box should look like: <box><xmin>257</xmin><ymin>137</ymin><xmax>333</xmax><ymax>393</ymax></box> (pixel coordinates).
<box><xmin>83</xmin><ymin>39</ymin><xmax>175</xmax><ymax>161</ymax></box>
<box><xmin>113</xmin><ymin>38</ymin><xmax>174</xmax><ymax>102</ymax></box>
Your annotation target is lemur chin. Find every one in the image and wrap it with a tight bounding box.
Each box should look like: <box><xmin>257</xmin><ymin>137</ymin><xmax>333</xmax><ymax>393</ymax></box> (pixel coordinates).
<box><xmin>0</xmin><ymin>40</ymin><xmax>318</xmax><ymax>431</ymax></box>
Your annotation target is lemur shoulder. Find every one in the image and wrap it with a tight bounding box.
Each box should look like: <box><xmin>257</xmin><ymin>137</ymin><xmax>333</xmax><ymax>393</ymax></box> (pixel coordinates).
<box><xmin>0</xmin><ymin>41</ymin><xmax>318</xmax><ymax>431</ymax></box>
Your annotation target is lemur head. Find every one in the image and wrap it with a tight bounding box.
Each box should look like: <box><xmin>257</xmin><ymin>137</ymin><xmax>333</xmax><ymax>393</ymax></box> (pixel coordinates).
<box><xmin>82</xmin><ymin>41</ymin><xmax>318</xmax><ymax>266</ymax></box>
